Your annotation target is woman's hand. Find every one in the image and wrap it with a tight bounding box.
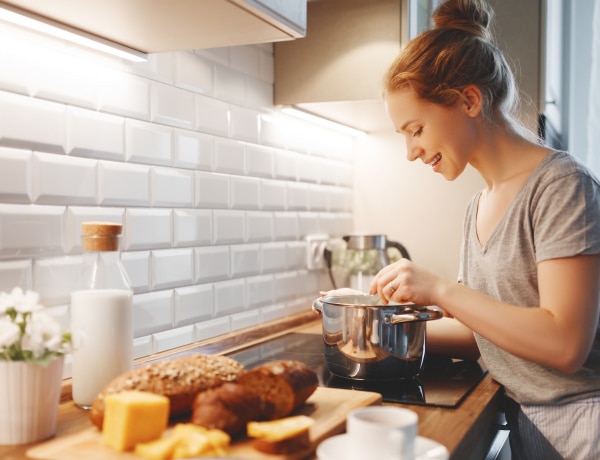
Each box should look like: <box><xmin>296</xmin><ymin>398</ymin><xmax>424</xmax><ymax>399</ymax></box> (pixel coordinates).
<box><xmin>369</xmin><ymin>258</ymin><xmax>447</xmax><ymax>306</ymax></box>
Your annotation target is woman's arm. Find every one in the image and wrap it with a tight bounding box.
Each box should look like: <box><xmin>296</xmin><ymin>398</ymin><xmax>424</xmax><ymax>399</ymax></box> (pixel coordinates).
<box><xmin>372</xmin><ymin>255</ymin><xmax>600</xmax><ymax>373</ymax></box>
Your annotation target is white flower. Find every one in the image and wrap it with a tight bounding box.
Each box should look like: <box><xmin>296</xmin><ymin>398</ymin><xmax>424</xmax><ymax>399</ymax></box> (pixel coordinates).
<box><xmin>0</xmin><ymin>288</ymin><xmax>72</xmax><ymax>365</ymax></box>
<box><xmin>0</xmin><ymin>317</ymin><xmax>20</xmax><ymax>350</ymax></box>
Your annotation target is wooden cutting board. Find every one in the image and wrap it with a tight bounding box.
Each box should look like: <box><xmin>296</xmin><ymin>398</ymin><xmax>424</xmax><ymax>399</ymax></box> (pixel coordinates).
<box><xmin>27</xmin><ymin>387</ymin><xmax>381</xmax><ymax>460</ymax></box>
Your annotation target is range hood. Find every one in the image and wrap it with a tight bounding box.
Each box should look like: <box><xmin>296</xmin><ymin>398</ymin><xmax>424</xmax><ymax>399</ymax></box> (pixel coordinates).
<box><xmin>0</xmin><ymin>0</ymin><xmax>307</xmax><ymax>53</ymax></box>
<box><xmin>274</xmin><ymin>0</ymin><xmax>411</xmax><ymax>133</ymax></box>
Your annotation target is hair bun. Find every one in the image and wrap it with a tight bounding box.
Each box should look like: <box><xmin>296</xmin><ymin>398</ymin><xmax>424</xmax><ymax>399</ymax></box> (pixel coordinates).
<box><xmin>433</xmin><ymin>0</ymin><xmax>493</xmax><ymax>41</ymax></box>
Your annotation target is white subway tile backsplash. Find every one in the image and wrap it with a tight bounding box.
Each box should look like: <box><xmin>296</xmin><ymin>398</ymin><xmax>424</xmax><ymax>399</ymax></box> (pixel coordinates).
<box><xmin>151</xmin><ymin>248</ymin><xmax>193</xmax><ymax>290</ymax></box>
<box><xmin>231</xmin><ymin>176</ymin><xmax>260</xmax><ymax>210</ymax></box>
<box><xmin>213</xmin><ymin>278</ymin><xmax>245</xmax><ymax>316</ymax></box>
<box><xmin>246</xmin><ymin>145</ymin><xmax>273</xmax><ymax>178</ymax></box>
<box><xmin>261</xmin><ymin>242</ymin><xmax>287</xmax><ymax>273</ymax></box>
<box><xmin>195</xmin><ymin>246</ymin><xmax>229</xmax><ymax>283</ymax></box>
<box><xmin>174</xmin><ymin>284</ymin><xmax>213</xmax><ymax>327</ymax></box>
<box><xmin>213</xmin><ymin>210</ymin><xmax>245</xmax><ymax>244</ymax></box>
<box><xmin>230</xmin><ymin>46</ymin><xmax>261</xmax><ymax>80</ymax></box>
<box><xmin>246</xmin><ymin>78</ymin><xmax>272</xmax><ymax>109</ymax></box>
<box><xmin>260</xmin><ymin>179</ymin><xmax>286</xmax><ymax>210</ymax></box>
<box><xmin>230</xmin><ymin>309</ymin><xmax>260</xmax><ymax>332</ymax></box>
<box><xmin>173</xmin><ymin>209</ymin><xmax>212</xmax><ymax>247</ymax></box>
<box><xmin>175</xmin><ymin>52</ymin><xmax>213</xmax><ymax>95</ymax></box>
<box><xmin>195</xmin><ymin>95</ymin><xmax>229</xmax><ymax>137</ymax></box>
<box><xmin>297</xmin><ymin>212</ymin><xmax>321</xmax><ymax>238</ymax></box>
<box><xmin>151</xmin><ymin>166</ymin><xmax>194</xmax><ymax>207</ymax></box>
<box><xmin>67</xmin><ymin>107</ymin><xmax>125</xmax><ymax>161</ymax></box>
<box><xmin>121</xmin><ymin>250</ymin><xmax>151</xmax><ymax>294</ymax></box>
<box><xmin>246</xmin><ymin>274</ymin><xmax>273</xmax><ymax>308</ymax></box>
<box><xmin>98</xmin><ymin>161</ymin><xmax>151</xmax><ymax>206</ymax></box>
<box><xmin>0</xmin><ymin>147</ymin><xmax>32</xmax><ymax>203</ymax></box>
<box><xmin>0</xmin><ymin>38</ymin><xmax>355</xmax><ymax>360</ymax></box>
<box><xmin>124</xmin><ymin>208</ymin><xmax>172</xmax><ymax>250</ymax></box>
<box><xmin>214</xmin><ymin>65</ymin><xmax>246</xmax><ymax>106</ymax></box>
<box><xmin>229</xmin><ymin>106</ymin><xmax>259</xmax><ymax>143</ymax></box>
<box><xmin>126</xmin><ymin>119</ymin><xmax>173</xmax><ymax>166</ymax></box>
<box><xmin>274</xmin><ymin>150</ymin><xmax>297</xmax><ymax>180</ymax></box>
<box><xmin>151</xmin><ymin>82</ymin><xmax>195</xmax><ymax>129</ymax></box>
<box><xmin>195</xmin><ymin>171</ymin><xmax>229</xmax><ymax>208</ymax></box>
<box><xmin>32</xmin><ymin>152</ymin><xmax>97</xmax><ymax>205</ymax></box>
<box><xmin>33</xmin><ymin>256</ymin><xmax>81</xmax><ymax>306</ymax></box>
<box><xmin>0</xmin><ymin>204</ymin><xmax>65</xmax><ymax>258</ymax></box>
<box><xmin>214</xmin><ymin>138</ymin><xmax>245</xmax><ymax>175</ymax></box>
<box><xmin>174</xmin><ymin>130</ymin><xmax>213</xmax><ymax>170</ymax></box>
<box><xmin>98</xmin><ymin>73</ymin><xmax>150</xmax><ymax>121</ymax></box>
<box><xmin>231</xmin><ymin>244</ymin><xmax>260</xmax><ymax>278</ymax></box>
<box><xmin>0</xmin><ymin>91</ymin><xmax>66</xmax><ymax>154</ymax></box>
<box><xmin>286</xmin><ymin>241</ymin><xmax>306</xmax><ymax>270</ymax></box>
<box><xmin>246</xmin><ymin>211</ymin><xmax>273</xmax><ymax>242</ymax></box>
<box><xmin>286</xmin><ymin>182</ymin><xmax>309</xmax><ymax>211</ymax></box>
<box><xmin>133</xmin><ymin>290</ymin><xmax>174</xmax><ymax>337</ymax></box>
<box><xmin>0</xmin><ymin>259</ymin><xmax>32</xmax><ymax>293</ymax></box>
<box><xmin>273</xmin><ymin>212</ymin><xmax>298</xmax><ymax>241</ymax></box>
<box><xmin>195</xmin><ymin>316</ymin><xmax>230</xmax><ymax>341</ymax></box>
<box><xmin>153</xmin><ymin>325</ymin><xmax>195</xmax><ymax>353</ymax></box>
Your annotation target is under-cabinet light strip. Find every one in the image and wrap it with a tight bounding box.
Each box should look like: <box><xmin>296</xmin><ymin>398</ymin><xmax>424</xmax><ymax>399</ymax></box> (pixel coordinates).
<box><xmin>0</xmin><ymin>3</ymin><xmax>147</xmax><ymax>62</ymax></box>
<box><xmin>280</xmin><ymin>106</ymin><xmax>367</xmax><ymax>137</ymax></box>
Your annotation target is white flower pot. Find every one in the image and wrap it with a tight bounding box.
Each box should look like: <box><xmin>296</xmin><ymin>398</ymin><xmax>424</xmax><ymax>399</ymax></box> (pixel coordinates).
<box><xmin>0</xmin><ymin>357</ymin><xmax>64</xmax><ymax>445</ymax></box>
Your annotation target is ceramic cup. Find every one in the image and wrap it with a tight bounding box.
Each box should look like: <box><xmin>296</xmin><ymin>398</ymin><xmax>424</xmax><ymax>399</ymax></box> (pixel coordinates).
<box><xmin>346</xmin><ymin>406</ymin><xmax>418</xmax><ymax>460</ymax></box>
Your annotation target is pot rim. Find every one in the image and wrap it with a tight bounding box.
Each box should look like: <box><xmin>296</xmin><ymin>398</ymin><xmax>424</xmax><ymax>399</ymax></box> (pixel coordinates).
<box><xmin>320</xmin><ymin>294</ymin><xmax>420</xmax><ymax>309</ymax></box>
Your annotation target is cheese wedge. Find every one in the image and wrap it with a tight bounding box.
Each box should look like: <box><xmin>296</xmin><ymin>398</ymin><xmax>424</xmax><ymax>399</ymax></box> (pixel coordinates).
<box><xmin>247</xmin><ymin>415</ymin><xmax>314</xmax><ymax>442</ymax></box>
<box><xmin>102</xmin><ymin>390</ymin><xmax>170</xmax><ymax>452</ymax></box>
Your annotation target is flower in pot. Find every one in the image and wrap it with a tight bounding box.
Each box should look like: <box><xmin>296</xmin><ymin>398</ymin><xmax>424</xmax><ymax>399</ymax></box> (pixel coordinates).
<box><xmin>0</xmin><ymin>287</ymin><xmax>72</xmax><ymax>445</ymax></box>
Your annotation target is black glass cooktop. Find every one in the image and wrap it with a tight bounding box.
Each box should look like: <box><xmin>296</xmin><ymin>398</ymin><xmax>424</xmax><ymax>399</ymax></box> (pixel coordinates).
<box><xmin>229</xmin><ymin>332</ymin><xmax>487</xmax><ymax>408</ymax></box>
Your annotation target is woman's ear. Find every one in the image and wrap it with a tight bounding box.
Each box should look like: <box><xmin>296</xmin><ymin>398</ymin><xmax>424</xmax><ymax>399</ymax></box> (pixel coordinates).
<box><xmin>461</xmin><ymin>85</ymin><xmax>483</xmax><ymax>117</ymax></box>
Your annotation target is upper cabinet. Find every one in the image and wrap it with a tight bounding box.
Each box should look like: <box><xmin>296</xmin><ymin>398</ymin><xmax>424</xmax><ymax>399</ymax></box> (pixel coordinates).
<box><xmin>0</xmin><ymin>0</ymin><xmax>307</xmax><ymax>53</ymax></box>
<box><xmin>274</xmin><ymin>0</ymin><xmax>409</xmax><ymax>132</ymax></box>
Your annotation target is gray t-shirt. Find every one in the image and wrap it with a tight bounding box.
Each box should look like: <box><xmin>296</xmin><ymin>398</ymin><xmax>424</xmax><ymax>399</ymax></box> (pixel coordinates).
<box><xmin>459</xmin><ymin>150</ymin><xmax>600</xmax><ymax>404</ymax></box>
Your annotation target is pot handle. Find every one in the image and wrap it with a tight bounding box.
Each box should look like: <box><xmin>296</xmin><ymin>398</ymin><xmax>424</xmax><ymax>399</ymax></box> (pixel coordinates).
<box><xmin>312</xmin><ymin>298</ymin><xmax>324</xmax><ymax>313</ymax></box>
<box><xmin>386</xmin><ymin>305</ymin><xmax>443</xmax><ymax>324</ymax></box>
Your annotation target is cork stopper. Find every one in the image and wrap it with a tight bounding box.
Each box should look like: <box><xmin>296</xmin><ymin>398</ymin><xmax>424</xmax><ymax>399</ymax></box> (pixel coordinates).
<box><xmin>81</xmin><ymin>222</ymin><xmax>122</xmax><ymax>252</ymax></box>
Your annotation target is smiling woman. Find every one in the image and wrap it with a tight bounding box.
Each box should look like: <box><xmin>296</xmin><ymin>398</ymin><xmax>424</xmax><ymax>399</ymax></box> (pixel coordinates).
<box><xmin>370</xmin><ymin>1</ymin><xmax>600</xmax><ymax>459</ymax></box>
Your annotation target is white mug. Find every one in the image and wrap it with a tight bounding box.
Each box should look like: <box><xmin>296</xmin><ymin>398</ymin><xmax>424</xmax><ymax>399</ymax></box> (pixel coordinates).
<box><xmin>346</xmin><ymin>406</ymin><xmax>418</xmax><ymax>460</ymax></box>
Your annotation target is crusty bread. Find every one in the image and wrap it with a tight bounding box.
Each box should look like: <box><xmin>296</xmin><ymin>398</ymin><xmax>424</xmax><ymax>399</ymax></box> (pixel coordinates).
<box><xmin>238</xmin><ymin>360</ymin><xmax>319</xmax><ymax>420</ymax></box>
<box><xmin>89</xmin><ymin>354</ymin><xmax>246</xmax><ymax>429</ymax></box>
<box><xmin>191</xmin><ymin>382</ymin><xmax>261</xmax><ymax>436</ymax></box>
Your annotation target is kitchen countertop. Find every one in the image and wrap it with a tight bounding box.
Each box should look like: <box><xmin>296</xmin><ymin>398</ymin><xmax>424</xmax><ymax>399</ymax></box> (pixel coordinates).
<box><xmin>0</xmin><ymin>312</ymin><xmax>503</xmax><ymax>460</ymax></box>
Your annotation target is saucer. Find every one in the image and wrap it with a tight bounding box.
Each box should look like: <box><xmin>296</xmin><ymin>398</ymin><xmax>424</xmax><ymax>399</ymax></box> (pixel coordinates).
<box><xmin>316</xmin><ymin>433</ymin><xmax>449</xmax><ymax>460</ymax></box>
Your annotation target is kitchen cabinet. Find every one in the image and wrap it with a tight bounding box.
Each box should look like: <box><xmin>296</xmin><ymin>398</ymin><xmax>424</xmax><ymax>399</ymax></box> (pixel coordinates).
<box><xmin>274</xmin><ymin>0</ymin><xmax>409</xmax><ymax>132</ymax></box>
<box><xmin>275</xmin><ymin>0</ymin><xmax>544</xmax><ymax>134</ymax></box>
<box><xmin>0</xmin><ymin>0</ymin><xmax>306</xmax><ymax>53</ymax></box>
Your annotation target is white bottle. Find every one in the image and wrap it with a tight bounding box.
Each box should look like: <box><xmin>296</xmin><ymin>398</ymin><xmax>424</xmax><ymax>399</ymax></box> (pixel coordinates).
<box><xmin>70</xmin><ymin>222</ymin><xmax>133</xmax><ymax>409</ymax></box>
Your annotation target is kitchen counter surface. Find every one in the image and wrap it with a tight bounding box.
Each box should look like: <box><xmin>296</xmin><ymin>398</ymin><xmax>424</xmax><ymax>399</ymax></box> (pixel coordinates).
<box><xmin>0</xmin><ymin>312</ymin><xmax>503</xmax><ymax>460</ymax></box>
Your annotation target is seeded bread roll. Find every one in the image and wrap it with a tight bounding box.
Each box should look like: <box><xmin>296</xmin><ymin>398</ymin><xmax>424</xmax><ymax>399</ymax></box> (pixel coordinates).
<box><xmin>238</xmin><ymin>360</ymin><xmax>319</xmax><ymax>420</ymax></box>
<box><xmin>191</xmin><ymin>382</ymin><xmax>262</xmax><ymax>436</ymax></box>
<box><xmin>89</xmin><ymin>354</ymin><xmax>246</xmax><ymax>429</ymax></box>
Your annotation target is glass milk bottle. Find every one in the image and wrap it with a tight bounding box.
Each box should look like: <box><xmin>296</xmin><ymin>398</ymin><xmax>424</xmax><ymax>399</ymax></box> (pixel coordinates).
<box><xmin>70</xmin><ymin>222</ymin><xmax>133</xmax><ymax>409</ymax></box>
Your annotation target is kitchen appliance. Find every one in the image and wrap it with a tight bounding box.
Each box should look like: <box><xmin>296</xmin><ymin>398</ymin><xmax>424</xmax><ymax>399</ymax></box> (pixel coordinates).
<box><xmin>324</xmin><ymin>234</ymin><xmax>410</xmax><ymax>291</ymax></box>
<box><xmin>313</xmin><ymin>294</ymin><xmax>443</xmax><ymax>380</ymax></box>
<box><xmin>229</xmin><ymin>332</ymin><xmax>487</xmax><ymax>408</ymax></box>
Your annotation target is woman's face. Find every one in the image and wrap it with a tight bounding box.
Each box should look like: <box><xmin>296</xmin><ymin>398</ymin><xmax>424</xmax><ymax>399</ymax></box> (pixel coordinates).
<box><xmin>384</xmin><ymin>88</ymin><xmax>479</xmax><ymax>181</ymax></box>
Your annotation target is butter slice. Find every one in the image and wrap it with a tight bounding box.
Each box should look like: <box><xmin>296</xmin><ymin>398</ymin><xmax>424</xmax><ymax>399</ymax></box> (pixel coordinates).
<box><xmin>247</xmin><ymin>415</ymin><xmax>314</xmax><ymax>442</ymax></box>
<box><xmin>102</xmin><ymin>391</ymin><xmax>170</xmax><ymax>451</ymax></box>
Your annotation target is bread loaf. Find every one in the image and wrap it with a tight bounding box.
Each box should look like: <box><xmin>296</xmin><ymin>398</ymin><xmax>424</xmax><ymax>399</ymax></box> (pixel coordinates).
<box><xmin>89</xmin><ymin>354</ymin><xmax>246</xmax><ymax>429</ymax></box>
<box><xmin>238</xmin><ymin>360</ymin><xmax>319</xmax><ymax>420</ymax></box>
<box><xmin>191</xmin><ymin>382</ymin><xmax>261</xmax><ymax>436</ymax></box>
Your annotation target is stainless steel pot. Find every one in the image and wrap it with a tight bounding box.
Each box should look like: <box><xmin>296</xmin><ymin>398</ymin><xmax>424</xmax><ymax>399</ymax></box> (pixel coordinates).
<box><xmin>312</xmin><ymin>294</ymin><xmax>443</xmax><ymax>381</ymax></box>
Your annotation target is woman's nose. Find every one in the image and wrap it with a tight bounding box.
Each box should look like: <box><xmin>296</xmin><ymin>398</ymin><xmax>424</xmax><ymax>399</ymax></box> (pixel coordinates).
<box><xmin>406</xmin><ymin>140</ymin><xmax>424</xmax><ymax>162</ymax></box>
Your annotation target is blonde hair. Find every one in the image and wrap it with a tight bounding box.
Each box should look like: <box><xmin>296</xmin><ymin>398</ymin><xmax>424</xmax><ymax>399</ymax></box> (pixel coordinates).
<box><xmin>384</xmin><ymin>0</ymin><xmax>526</xmax><ymax>135</ymax></box>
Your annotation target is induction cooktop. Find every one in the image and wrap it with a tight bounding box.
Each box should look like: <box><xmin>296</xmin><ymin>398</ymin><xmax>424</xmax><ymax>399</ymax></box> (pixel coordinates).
<box><xmin>228</xmin><ymin>332</ymin><xmax>487</xmax><ymax>408</ymax></box>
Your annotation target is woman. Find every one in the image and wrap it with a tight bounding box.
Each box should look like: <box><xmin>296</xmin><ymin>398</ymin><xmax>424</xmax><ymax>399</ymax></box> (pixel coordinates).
<box><xmin>369</xmin><ymin>0</ymin><xmax>600</xmax><ymax>458</ymax></box>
